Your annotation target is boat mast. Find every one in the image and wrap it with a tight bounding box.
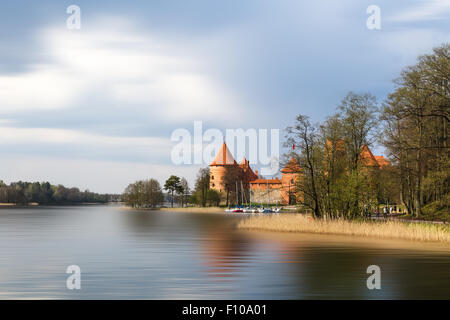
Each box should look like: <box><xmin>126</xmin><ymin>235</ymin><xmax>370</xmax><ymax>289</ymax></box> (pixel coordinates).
<box><xmin>240</xmin><ymin>180</ymin><xmax>244</xmax><ymax>206</ymax></box>
<box><xmin>235</xmin><ymin>180</ymin><xmax>238</xmax><ymax>206</ymax></box>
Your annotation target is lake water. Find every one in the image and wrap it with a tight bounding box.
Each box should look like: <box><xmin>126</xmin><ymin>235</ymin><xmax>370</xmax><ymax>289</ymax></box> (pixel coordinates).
<box><xmin>0</xmin><ymin>205</ymin><xmax>448</xmax><ymax>299</ymax></box>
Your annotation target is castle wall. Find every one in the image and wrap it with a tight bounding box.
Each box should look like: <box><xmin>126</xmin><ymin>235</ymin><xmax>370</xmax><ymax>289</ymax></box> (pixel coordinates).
<box><xmin>209</xmin><ymin>166</ymin><xmax>227</xmax><ymax>191</ymax></box>
<box><xmin>210</xmin><ymin>165</ymin><xmax>242</xmax><ymax>192</ymax></box>
<box><xmin>281</xmin><ymin>172</ymin><xmax>298</xmax><ymax>204</ymax></box>
<box><xmin>250</xmin><ymin>189</ymin><xmax>282</xmax><ymax>205</ymax></box>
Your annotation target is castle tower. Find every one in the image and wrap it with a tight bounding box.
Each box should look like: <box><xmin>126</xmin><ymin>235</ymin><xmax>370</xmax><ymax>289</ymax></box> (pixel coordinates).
<box><xmin>209</xmin><ymin>142</ymin><xmax>239</xmax><ymax>192</ymax></box>
<box><xmin>281</xmin><ymin>157</ymin><xmax>301</xmax><ymax>205</ymax></box>
<box><xmin>239</xmin><ymin>157</ymin><xmax>258</xmax><ymax>190</ymax></box>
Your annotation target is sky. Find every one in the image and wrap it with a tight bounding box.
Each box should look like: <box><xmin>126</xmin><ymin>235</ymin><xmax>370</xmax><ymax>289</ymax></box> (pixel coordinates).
<box><xmin>0</xmin><ymin>0</ymin><xmax>449</xmax><ymax>193</ymax></box>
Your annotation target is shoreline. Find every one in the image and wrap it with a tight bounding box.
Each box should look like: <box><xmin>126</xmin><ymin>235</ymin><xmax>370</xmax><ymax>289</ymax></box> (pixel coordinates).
<box><xmin>0</xmin><ymin>202</ymin><xmax>117</xmax><ymax>208</ymax></box>
<box><xmin>160</xmin><ymin>207</ymin><xmax>224</xmax><ymax>213</ymax></box>
<box><xmin>238</xmin><ymin>214</ymin><xmax>450</xmax><ymax>243</ymax></box>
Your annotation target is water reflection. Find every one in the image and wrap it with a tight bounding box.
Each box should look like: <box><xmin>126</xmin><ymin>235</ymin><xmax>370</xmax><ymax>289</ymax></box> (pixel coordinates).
<box><xmin>200</xmin><ymin>229</ymin><xmax>253</xmax><ymax>279</ymax></box>
<box><xmin>0</xmin><ymin>205</ymin><xmax>448</xmax><ymax>299</ymax></box>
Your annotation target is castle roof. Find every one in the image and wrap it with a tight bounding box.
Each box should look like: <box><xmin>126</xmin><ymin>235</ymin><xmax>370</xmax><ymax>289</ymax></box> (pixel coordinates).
<box><xmin>239</xmin><ymin>157</ymin><xmax>249</xmax><ymax>167</ymax></box>
<box><xmin>325</xmin><ymin>138</ymin><xmax>345</xmax><ymax>151</ymax></box>
<box><xmin>250</xmin><ymin>178</ymin><xmax>282</xmax><ymax>184</ymax></box>
<box><xmin>281</xmin><ymin>157</ymin><xmax>301</xmax><ymax>173</ymax></box>
<box><xmin>374</xmin><ymin>156</ymin><xmax>391</xmax><ymax>167</ymax></box>
<box><xmin>210</xmin><ymin>142</ymin><xmax>237</xmax><ymax>166</ymax></box>
<box><xmin>359</xmin><ymin>144</ymin><xmax>379</xmax><ymax>167</ymax></box>
<box><xmin>241</xmin><ymin>158</ymin><xmax>259</xmax><ymax>181</ymax></box>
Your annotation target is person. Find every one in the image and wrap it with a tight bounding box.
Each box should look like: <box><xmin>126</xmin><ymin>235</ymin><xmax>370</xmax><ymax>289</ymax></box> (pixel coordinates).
<box><xmin>383</xmin><ymin>206</ymin><xmax>387</xmax><ymax>218</ymax></box>
<box><xmin>375</xmin><ymin>208</ymin><xmax>379</xmax><ymax>218</ymax></box>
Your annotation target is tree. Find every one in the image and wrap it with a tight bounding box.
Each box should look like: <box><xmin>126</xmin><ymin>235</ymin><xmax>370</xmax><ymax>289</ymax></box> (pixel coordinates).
<box><xmin>336</xmin><ymin>92</ymin><xmax>379</xmax><ymax>218</ymax></box>
<box><xmin>285</xmin><ymin>115</ymin><xmax>322</xmax><ymax>218</ymax></box>
<box><xmin>207</xmin><ymin>189</ymin><xmax>221</xmax><ymax>206</ymax></box>
<box><xmin>123</xmin><ymin>179</ymin><xmax>164</xmax><ymax>208</ymax></box>
<box><xmin>179</xmin><ymin>177</ymin><xmax>190</xmax><ymax>208</ymax></box>
<box><xmin>194</xmin><ymin>168</ymin><xmax>210</xmax><ymax>207</ymax></box>
<box><xmin>337</xmin><ymin>92</ymin><xmax>379</xmax><ymax>170</ymax></box>
<box><xmin>0</xmin><ymin>181</ymin><xmax>116</xmax><ymax>205</ymax></box>
<box><xmin>164</xmin><ymin>175</ymin><xmax>182</xmax><ymax>208</ymax></box>
<box><xmin>382</xmin><ymin>44</ymin><xmax>449</xmax><ymax>217</ymax></box>
<box><xmin>285</xmin><ymin>94</ymin><xmax>380</xmax><ymax>220</ymax></box>
<box><xmin>221</xmin><ymin>166</ymin><xmax>241</xmax><ymax>206</ymax></box>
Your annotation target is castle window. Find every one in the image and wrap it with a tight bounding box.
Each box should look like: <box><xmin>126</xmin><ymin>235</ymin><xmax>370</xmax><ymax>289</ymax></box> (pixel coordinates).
<box><xmin>212</xmin><ymin>183</ymin><xmax>215</xmax><ymax>187</ymax></box>
<box><xmin>211</xmin><ymin>175</ymin><xmax>214</xmax><ymax>180</ymax></box>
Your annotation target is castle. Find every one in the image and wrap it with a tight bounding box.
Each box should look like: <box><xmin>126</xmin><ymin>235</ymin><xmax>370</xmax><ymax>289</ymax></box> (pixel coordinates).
<box><xmin>209</xmin><ymin>142</ymin><xmax>390</xmax><ymax>206</ymax></box>
<box><xmin>209</xmin><ymin>142</ymin><xmax>300</xmax><ymax>205</ymax></box>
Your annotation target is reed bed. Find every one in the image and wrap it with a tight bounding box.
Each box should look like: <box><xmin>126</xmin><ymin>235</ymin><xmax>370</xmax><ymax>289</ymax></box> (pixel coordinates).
<box><xmin>238</xmin><ymin>214</ymin><xmax>450</xmax><ymax>242</ymax></box>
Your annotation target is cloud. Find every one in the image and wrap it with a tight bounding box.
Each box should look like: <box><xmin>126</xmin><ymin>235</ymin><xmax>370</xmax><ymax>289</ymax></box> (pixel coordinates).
<box><xmin>389</xmin><ymin>0</ymin><xmax>450</xmax><ymax>22</ymax></box>
<box><xmin>0</xmin><ymin>16</ymin><xmax>243</xmax><ymax>122</ymax></box>
<box><xmin>0</xmin><ymin>125</ymin><xmax>174</xmax><ymax>165</ymax></box>
<box><xmin>0</xmin><ymin>126</ymin><xmax>169</xmax><ymax>148</ymax></box>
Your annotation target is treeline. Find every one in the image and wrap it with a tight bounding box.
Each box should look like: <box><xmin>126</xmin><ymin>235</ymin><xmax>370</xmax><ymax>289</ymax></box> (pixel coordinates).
<box><xmin>286</xmin><ymin>93</ymin><xmax>385</xmax><ymax>219</ymax></box>
<box><xmin>189</xmin><ymin>168</ymin><xmax>221</xmax><ymax>207</ymax></box>
<box><xmin>122</xmin><ymin>179</ymin><xmax>165</xmax><ymax>208</ymax></box>
<box><xmin>288</xmin><ymin>43</ymin><xmax>449</xmax><ymax>220</ymax></box>
<box><xmin>122</xmin><ymin>171</ymin><xmax>221</xmax><ymax>208</ymax></box>
<box><xmin>382</xmin><ymin>44</ymin><xmax>449</xmax><ymax>218</ymax></box>
<box><xmin>0</xmin><ymin>180</ymin><xmax>120</xmax><ymax>204</ymax></box>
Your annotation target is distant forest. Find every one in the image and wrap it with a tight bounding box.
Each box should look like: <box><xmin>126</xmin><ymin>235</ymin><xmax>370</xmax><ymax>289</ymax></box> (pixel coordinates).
<box><xmin>0</xmin><ymin>181</ymin><xmax>120</xmax><ymax>205</ymax></box>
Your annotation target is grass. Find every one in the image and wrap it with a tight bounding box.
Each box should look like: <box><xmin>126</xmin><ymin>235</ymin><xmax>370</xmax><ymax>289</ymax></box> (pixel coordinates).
<box><xmin>419</xmin><ymin>200</ymin><xmax>450</xmax><ymax>222</ymax></box>
<box><xmin>238</xmin><ymin>214</ymin><xmax>450</xmax><ymax>242</ymax></box>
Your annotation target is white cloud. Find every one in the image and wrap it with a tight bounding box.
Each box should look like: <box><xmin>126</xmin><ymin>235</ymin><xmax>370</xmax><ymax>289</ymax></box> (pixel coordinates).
<box><xmin>389</xmin><ymin>0</ymin><xmax>450</xmax><ymax>22</ymax></box>
<box><xmin>0</xmin><ymin>126</ymin><xmax>174</xmax><ymax>166</ymax></box>
<box><xmin>0</xmin><ymin>66</ymin><xmax>85</xmax><ymax>111</ymax></box>
<box><xmin>0</xmin><ymin>16</ymin><xmax>243</xmax><ymax>121</ymax></box>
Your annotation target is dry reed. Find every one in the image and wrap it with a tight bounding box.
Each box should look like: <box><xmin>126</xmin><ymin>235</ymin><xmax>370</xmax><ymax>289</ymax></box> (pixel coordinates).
<box><xmin>238</xmin><ymin>214</ymin><xmax>450</xmax><ymax>242</ymax></box>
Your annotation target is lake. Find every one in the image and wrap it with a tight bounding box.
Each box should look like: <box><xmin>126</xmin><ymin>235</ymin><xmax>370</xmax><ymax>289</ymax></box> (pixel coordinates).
<box><xmin>0</xmin><ymin>205</ymin><xmax>448</xmax><ymax>299</ymax></box>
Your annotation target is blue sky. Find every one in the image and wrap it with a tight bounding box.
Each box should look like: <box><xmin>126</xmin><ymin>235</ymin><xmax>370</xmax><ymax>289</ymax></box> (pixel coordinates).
<box><xmin>0</xmin><ymin>0</ymin><xmax>449</xmax><ymax>193</ymax></box>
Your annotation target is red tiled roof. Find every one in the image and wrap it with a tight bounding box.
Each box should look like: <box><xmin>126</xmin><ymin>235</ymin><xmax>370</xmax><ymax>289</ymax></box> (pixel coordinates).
<box><xmin>359</xmin><ymin>144</ymin><xmax>379</xmax><ymax>167</ymax></box>
<box><xmin>210</xmin><ymin>142</ymin><xmax>237</xmax><ymax>166</ymax></box>
<box><xmin>325</xmin><ymin>138</ymin><xmax>345</xmax><ymax>151</ymax></box>
<box><xmin>374</xmin><ymin>156</ymin><xmax>390</xmax><ymax>167</ymax></box>
<box><xmin>250</xmin><ymin>178</ymin><xmax>282</xmax><ymax>184</ymax></box>
<box><xmin>281</xmin><ymin>157</ymin><xmax>301</xmax><ymax>173</ymax></box>
<box><xmin>239</xmin><ymin>157</ymin><xmax>249</xmax><ymax>167</ymax></box>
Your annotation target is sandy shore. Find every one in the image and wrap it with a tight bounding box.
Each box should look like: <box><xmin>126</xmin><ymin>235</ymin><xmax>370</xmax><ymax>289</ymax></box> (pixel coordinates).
<box><xmin>0</xmin><ymin>203</ymin><xmax>39</xmax><ymax>207</ymax></box>
<box><xmin>120</xmin><ymin>206</ymin><xmax>227</xmax><ymax>213</ymax></box>
<box><xmin>159</xmin><ymin>207</ymin><xmax>225</xmax><ymax>213</ymax></box>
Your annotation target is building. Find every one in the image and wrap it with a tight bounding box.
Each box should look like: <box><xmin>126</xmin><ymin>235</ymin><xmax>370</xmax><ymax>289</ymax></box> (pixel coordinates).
<box><xmin>209</xmin><ymin>142</ymin><xmax>300</xmax><ymax>205</ymax></box>
<box><xmin>209</xmin><ymin>141</ymin><xmax>390</xmax><ymax>206</ymax></box>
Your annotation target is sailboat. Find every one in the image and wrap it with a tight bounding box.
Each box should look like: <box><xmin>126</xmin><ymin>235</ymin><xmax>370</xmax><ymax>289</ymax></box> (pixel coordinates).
<box><xmin>241</xmin><ymin>181</ymin><xmax>253</xmax><ymax>213</ymax></box>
